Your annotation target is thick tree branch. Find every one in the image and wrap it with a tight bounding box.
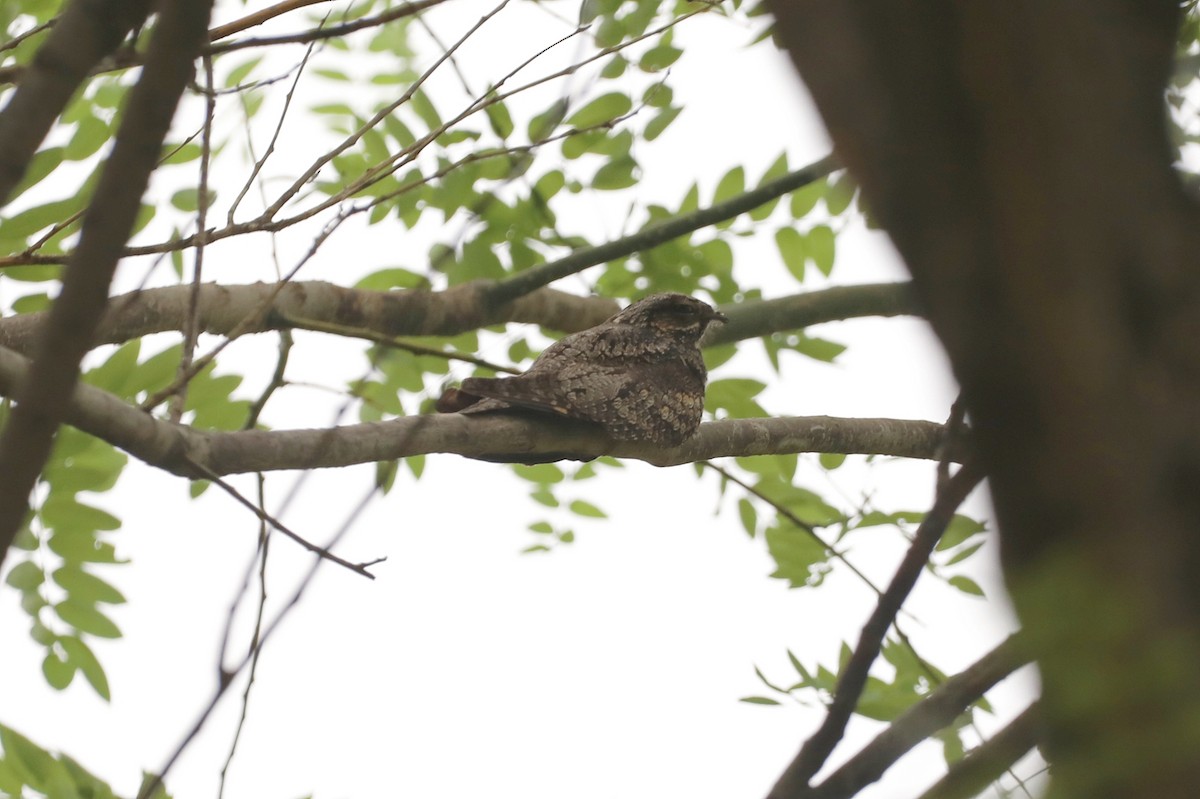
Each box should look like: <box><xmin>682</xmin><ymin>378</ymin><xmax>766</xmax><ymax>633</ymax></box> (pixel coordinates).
<box><xmin>0</xmin><ymin>341</ymin><xmax>962</xmax><ymax>475</ymax></box>
<box><xmin>0</xmin><ymin>281</ymin><xmax>916</xmax><ymax>355</ymax></box>
<box><xmin>915</xmin><ymin>702</ymin><xmax>1041</xmax><ymax>799</ymax></box>
<box><xmin>806</xmin><ymin>634</ymin><xmax>1032</xmax><ymax>799</ymax></box>
<box><xmin>0</xmin><ymin>0</ymin><xmax>214</xmax><ymax>570</ymax></box>
<box><xmin>768</xmin><ymin>462</ymin><xmax>986</xmax><ymax>799</ymax></box>
<box><xmin>0</xmin><ymin>0</ymin><xmax>152</xmax><ymax>204</ymax></box>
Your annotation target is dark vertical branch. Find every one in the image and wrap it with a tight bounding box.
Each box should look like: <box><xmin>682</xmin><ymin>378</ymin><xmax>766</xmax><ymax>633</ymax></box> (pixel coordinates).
<box><xmin>0</xmin><ymin>0</ymin><xmax>215</xmax><ymax>569</ymax></box>
<box><xmin>0</xmin><ymin>0</ymin><xmax>153</xmax><ymax>205</ymax></box>
<box><xmin>768</xmin><ymin>462</ymin><xmax>985</xmax><ymax>799</ymax></box>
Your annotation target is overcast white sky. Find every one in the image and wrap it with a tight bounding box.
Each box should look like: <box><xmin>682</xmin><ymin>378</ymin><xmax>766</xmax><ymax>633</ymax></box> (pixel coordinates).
<box><xmin>0</xmin><ymin>3</ymin><xmax>1038</xmax><ymax>798</ymax></box>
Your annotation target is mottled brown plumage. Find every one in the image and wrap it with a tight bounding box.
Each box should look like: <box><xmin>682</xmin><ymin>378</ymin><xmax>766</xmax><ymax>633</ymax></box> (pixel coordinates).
<box><xmin>440</xmin><ymin>293</ymin><xmax>727</xmax><ymax>447</ymax></box>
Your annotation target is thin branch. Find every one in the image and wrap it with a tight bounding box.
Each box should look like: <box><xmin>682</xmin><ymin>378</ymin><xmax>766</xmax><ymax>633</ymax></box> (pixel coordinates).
<box><xmin>702</xmin><ymin>461</ymin><xmax>885</xmax><ymax>595</ymax></box>
<box><xmin>187</xmin><ymin>459</ymin><xmax>380</xmax><ymax>578</ymax></box>
<box><xmin>172</xmin><ymin>54</ymin><xmax>218</xmax><ymax>422</ymax></box>
<box><xmin>915</xmin><ymin>703</ymin><xmax>1042</xmax><ymax>799</ymax></box>
<box><xmin>208</xmin><ymin>0</ymin><xmax>450</xmax><ymax>55</ymax></box>
<box><xmin>140</xmin><ymin>210</ymin><xmax>351</xmax><ymax>412</ymax></box>
<box><xmin>245</xmin><ymin>331</ymin><xmax>294</xmax><ymax>429</ymax></box>
<box><xmin>768</xmin><ymin>461</ymin><xmax>987</xmax><ymax>799</ymax></box>
<box><xmin>807</xmin><ymin>634</ymin><xmax>1032</xmax><ymax>799</ymax></box>
<box><xmin>262</xmin><ymin>0</ymin><xmax>511</xmax><ymax>220</ymax></box>
<box><xmin>216</xmin><ymin>474</ymin><xmax>272</xmax><ymax>799</ymax></box>
<box><xmin>486</xmin><ymin>154</ymin><xmax>841</xmax><ymax>305</ymax></box>
<box><xmin>282</xmin><ymin>315</ymin><xmax>521</xmax><ymax>374</ymax></box>
<box><xmin>207</xmin><ymin>0</ymin><xmax>331</xmax><ymax>41</ymax></box>
<box><xmin>0</xmin><ymin>0</ymin><xmax>214</xmax><ymax>571</ymax></box>
<box><xmin>0</xmin><ymin>18</ymin><xmax>56</xmax><ymax>55</ymax></box>
<box><xmin>139</xmin><ymin>484</ymin><xmax>381</xmax><ymax>799</ymax></box>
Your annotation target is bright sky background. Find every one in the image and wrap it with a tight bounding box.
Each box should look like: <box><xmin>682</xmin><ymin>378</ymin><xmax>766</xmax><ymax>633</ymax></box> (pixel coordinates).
<box><xmin>0</xmin><ymin>3</ymin><xmax>1038</xmax><ymax>798</ymax></box>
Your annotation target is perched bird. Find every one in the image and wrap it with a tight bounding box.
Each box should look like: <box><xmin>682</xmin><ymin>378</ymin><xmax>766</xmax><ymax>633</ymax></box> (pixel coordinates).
<box><xmin>438</xmin><ymin>293</ymin><xmax>727</xmax><ymax>447</ymax></box>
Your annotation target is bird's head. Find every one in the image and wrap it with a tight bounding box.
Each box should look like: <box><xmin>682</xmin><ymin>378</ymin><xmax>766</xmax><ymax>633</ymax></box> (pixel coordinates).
<box><xmin>611</xmin><ymin>293</ymin><xmax>728</xmax><ymax>339</ymax></box>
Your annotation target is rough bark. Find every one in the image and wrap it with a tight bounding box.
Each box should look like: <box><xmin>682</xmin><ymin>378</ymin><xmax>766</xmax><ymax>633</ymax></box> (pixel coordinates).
<box><xmin>766</xmin><ymin>2</ymin><xmax>1200</xmax><ymax>797</ymax></box>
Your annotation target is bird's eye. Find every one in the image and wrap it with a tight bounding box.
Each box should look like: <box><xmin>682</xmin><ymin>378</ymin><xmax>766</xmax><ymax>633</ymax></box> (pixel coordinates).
<box><xmin>671</xmin><ymin>305</ymin><xmax>698</xmax><ymax>316</ymax></box>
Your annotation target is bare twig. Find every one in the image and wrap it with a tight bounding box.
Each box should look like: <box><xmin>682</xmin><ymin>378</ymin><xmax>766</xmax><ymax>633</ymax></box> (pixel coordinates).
<box><xmin>216</xmin><ymin>474</ymin><xmax>272</xmax><ymax>799</ymax></box>
<box><xmin>207</xmin><ymin>0</ymin><xmax>331</xmax><ymax>41</ymax></box>
<box><xmin>244</xmin><ymin>331</ymin><xmax>294</xmax><ymax>429</ymax></box>
<box><xmin>187</xmin><ymin>458</ymin><xmax>380</xmax><ymax>579</ymax></box>
<box><xmin>138</xmin><ymin>484</ymin><xmax>382</xmax><ymax>799</ymax></box>
<box><xmin>171</xmin><ymin>54</ymin><xmax>218</xmax><ymax>422</ymax></box>
<box><xmin>209</xmin><ymin>0</ymin><xmax>450</xmax><ymax>54</ymax></box>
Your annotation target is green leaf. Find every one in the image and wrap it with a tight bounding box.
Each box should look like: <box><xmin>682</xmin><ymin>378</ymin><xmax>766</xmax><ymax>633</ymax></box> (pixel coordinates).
<box><xmin>937</xmin><ymin>514</ymin><xmax>988</xmax><ymax>550</ymax></box>
<box><xmin>740</xmin><ymin>696</ymin><xmax>782</xmax><ymax>705</ymax></box>
<box><xmin>640</xmin><ymin>43</ymin><xmax>682</xmax><ymax>72</ymax></box>
<box><xmin>789</xmin><ymin>179</ymin><xmax>825</xmax><ymax>219</ymax></box>
<box><xmin>515</xmin><ymin>463</ymin><xmax>565</xmax><ymax>483</ymax></box>
<box><xmin>0</xmin><ymin>197</ymin><xmax>80</xmax><ymax>239</ymax></box>
<box><xmin>61</xmin><ymin>635</ymin><xmax>111</xmax><ymax>700</ymax></box>
<box><xmin>792</xmin><ymin>335</ymin><xmax>846</xmax><ymax>363</ymax></box>
<box><xmin>485</xmin><ymin>100</ymin><xmax>514</xmax><ymax>138</ymax></box>
<box><xmin>528</xmin><ymin>98</ymin><xmax>569</xmax><ymax>142</ymax></box>
<box><xmin>766</xmin><ymin>524</ymin><xmax>830</xmax><ymax>588</ymax></box>
<box><xmin>705</xmin><ymin>378</ymin><xmax>767</xmax><ymax>418</ymax></box>
<box><xmin>737</xmin><ymin>498</ymin><xmax>757</xmax><ymax>537</ymax></box>
<box><xmin>83</xmin><ymin>340</ymin><xmax>141</xmax><ymax>396</ymax></box>
<box><xmin>9</xmin><ymin>147</ymin><xmax>64</xmax><ymax>202</ymax></box>
<box><xmin>714</xmin><ymin>166</ymin><xmax>745</xmax><ymax>205</ymax></box>
<box><xmin>943</xmin><ymin>541</ymin><xmax>985</xmax><ymax>567</ymax></box>
<box><xmin>159</xmin><ymin>141</ymin><xmax>202</xmax><ymax>165</ymax></box>
<box><xmin>65</xmin><ymin>116</ymin><xmax>109</xmax><ymax>160</ymax></box>
<box><xmin>948</xmin><ymin>575</ymin><xmax>985</xmax><ymax>597</ymax></box>
<box><xmin>47</xmin><ymin>529</ymin><xmax>121</xmax><ymax>564</ymax></box>
<box><xmin>5</xmin><ymin>560</ymin><xmax>44</xmax><ymax>591</ymax></box>
<box><xmin>53</xmin><ymin>566</ymin><xmax>126</xmax><ymax>605</ymax></box>
<box><xmin>775</xmin><ymin>227</ymin><xmax>806</xmax><ymax>281</ymax></box>
<box><xmin>568</xmin><ymin>92</ymin><xmax>633</xmax><ymax>128</ymax></box>
<box><xmin>224</xmin><ymin>55</ymin><xmax>263</xmax><ymax>88</ymax></box>
<box><xmin>819</xmin><ymin>452</ymin><xmax>846</xmax><ymax>470</ymax></box>
<box><xmin>42</xmin><ymin>650</ymin><xmax>76</xmax><ymax>690</ymax></box>
<box><xmin>12</xmin><ymin>293</ymin><xmax>50</xmax><ymax>314</ymax></box>
<box><xmin>825</xmin><ymin>172</ymin><xmax>856</xmax><ymax>215</ymax></box>
<box><xmin>530</xmin><ymin>487</ymin><xmax>558</xmax><ymax>507</ymax></box>
<box><xmin>41</xmin><ymin>497</ymin><xmax>121</xmax><ymax>533</ymax></box>
<box><xmin>592</xmin><ymin>155</ymin><xmax>638</xmax><ymax>190</ymax></box>
<box><xmin>807</xmin><ymin>224</ymin><xmax>835</xmax><ymax>275</ymax></box>
<box><xmin>569</xmin><ymin>499</ymin><xmax>606</xmax><ymax>518</ymax></box>
<box><xmin>55</xmin><ymin>601</ymin><xmax>122</xmax><ymax>638</ymax></box>
<box><xmin>644</xmin><ymin>106</ymin><xmax>681</xmax><ymax>141</ymax></box>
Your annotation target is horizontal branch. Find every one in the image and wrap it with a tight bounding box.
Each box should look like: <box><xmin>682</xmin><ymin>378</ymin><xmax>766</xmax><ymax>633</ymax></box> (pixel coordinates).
<box><xmin>0</xmin><ymin>341</ymin><xmax>959</xmax><ymax>475</ymax></box>
<box><xmin>0</xmin><ymin>280</ymin><xmax>917</xmax><ymax>355</ymax></box>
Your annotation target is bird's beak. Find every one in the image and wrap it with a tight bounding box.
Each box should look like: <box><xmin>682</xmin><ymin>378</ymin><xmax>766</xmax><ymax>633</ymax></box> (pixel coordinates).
<box><xmin>710</xmin><ymin>308</ymin><xmax>729</xmax><ymax>325</ymax></box>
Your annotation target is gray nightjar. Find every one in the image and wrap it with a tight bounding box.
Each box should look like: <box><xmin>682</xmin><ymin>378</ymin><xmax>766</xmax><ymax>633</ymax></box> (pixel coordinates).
<box><xmin>438</xmin><ymin>293</ymin><xmax>727</xmax><ymax>446</ymax></box>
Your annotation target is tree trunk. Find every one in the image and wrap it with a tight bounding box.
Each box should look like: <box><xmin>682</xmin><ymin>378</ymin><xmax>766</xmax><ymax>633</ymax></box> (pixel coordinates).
<box><xmin>766</xmin><ymin>2</ymin><xmax>1200</xmax><ymax>796</ymax></box>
